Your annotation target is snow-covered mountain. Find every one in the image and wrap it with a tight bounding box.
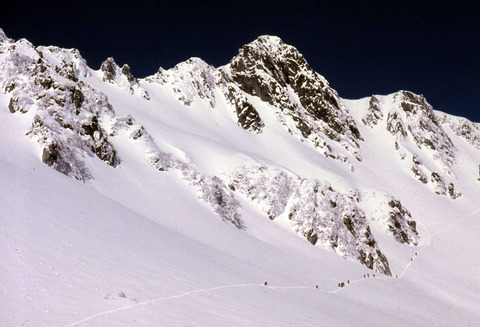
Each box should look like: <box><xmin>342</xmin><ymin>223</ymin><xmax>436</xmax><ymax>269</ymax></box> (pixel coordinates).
<box><xmin>2</xmin><ymin>29</ymin><xmax>480</xmax><ymax>326</ymax></box>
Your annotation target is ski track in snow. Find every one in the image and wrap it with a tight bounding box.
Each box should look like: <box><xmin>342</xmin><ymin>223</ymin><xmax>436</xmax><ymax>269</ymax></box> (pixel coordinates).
<box><xmin>63</xmin><ymin>283</ymin><xmax>341</xmax><ymax>326</ymax></box>
<box><xmin>63</xmin><ymin>208</ymin><xmax>480</xmax><ymax>326</ymax></box>
<box><xmin>64</xmin><ymin>283</ymin><xmax>289</xmax><ymax>327</ymax></box>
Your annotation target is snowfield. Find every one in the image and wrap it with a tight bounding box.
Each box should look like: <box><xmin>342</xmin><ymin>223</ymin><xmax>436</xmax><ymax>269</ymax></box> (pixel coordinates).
<box><xmin>1</xmin><ymin>29</ymin><xmax>480</xmax><ymax>326</ymax></box>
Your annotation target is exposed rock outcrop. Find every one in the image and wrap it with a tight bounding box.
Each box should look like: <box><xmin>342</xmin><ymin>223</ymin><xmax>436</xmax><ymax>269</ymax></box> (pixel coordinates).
<box><xmin>0</xmin><ymin>37</ymin><xmax>118</xmax><ymax>180</ymax></box>
<box><xmin>225</xmin><ymin>165</ymin><xmax>394</xmax><ymax>275</ymax></box>
<box><xmin>100</xmin><ymin>57</ymin><xmax>150</xmax><ymax>99</ymax></box>
<box><xmin>362</xmin><ymin>95</ymin><xmax>383</xmax><ymax>127</ymax></box>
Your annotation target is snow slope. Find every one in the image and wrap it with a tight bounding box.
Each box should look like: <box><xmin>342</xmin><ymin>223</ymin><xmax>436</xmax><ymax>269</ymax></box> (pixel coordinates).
<box><xmin>1</xmin><ymin>29</ymin><xmax>480</xmax><ymax>326</ymax></box>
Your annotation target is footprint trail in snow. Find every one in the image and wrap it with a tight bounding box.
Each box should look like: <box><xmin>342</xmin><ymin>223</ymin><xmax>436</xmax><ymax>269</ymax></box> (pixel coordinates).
<box><xmin>63</xmin><ymin>208</ymin><xmax>480</xmax><ymax>326</ymax></box>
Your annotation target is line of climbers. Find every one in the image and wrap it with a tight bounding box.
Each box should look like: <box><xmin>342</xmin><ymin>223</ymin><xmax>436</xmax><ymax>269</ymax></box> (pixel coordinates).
<box><xmin>263</xmin><ymin>251</ymin><xmax>420</xmax><ymax>290</ymax></box>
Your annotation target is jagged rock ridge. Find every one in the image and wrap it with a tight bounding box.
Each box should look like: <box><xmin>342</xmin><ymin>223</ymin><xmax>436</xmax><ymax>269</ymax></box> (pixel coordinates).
<box><xmin>2</xmin><ymin>28</ymin><xmax>479</xmax><ymax>274</ymax></box>
<box><xmin>146</xmin><ymin>36</ymin><xmax>364</xmax><ymax>167</ymax></box>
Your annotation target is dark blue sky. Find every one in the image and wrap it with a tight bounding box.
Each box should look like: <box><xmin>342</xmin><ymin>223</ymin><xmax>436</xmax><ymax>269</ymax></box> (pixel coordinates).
<box><xmin>2</xmin><ymin>0</ymin><xmax>479</xmax><ymax>122</ymax></box>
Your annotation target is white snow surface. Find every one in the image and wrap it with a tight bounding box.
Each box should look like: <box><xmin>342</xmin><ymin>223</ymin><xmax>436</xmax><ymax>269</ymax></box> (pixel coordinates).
<box><xmin>1</xmin><ymin>31</ymin><xmax>480</xmax><ymax>326</ymax></box>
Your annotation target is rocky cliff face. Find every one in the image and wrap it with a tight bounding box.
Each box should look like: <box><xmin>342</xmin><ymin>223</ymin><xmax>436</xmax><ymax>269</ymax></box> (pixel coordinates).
<box><xmin>224</xmin><ymin>36</ymin><xmax>363</xmax><ymax>165</ymax></box>
<box><xmin>2</xmin><ymin>29</ymin><xmax>479</xmax><ymax>274</ymax></box>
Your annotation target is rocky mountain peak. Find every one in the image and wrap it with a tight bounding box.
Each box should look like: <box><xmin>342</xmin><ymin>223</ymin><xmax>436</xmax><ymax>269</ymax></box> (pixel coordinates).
<box><xmin>229</xmin><ymin>34</ymin><xmax>312</xmax><ymax>92</ymax></box>
<box><xmin>226</xmin><ymin>35</ymin><xmax>362</xmax><ymax>164</ymax></box>
<box><xmin>236</xmin><ymin>34</ymin><xmax>305</xmax><ymax>67</ymax></box>
<box><xmin>100</xmin><ymin>57</ymin><xmax>119</xmax><ymax>82</ymax></box>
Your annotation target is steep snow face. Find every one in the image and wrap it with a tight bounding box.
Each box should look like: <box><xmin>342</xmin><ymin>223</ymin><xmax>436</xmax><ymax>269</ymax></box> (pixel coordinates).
<box><xmin>0</xmin><ymin>28</ymin><xmax>10</xmax><ymax>43</ymax></box>
<box><xmin>2</xmin><ymin>28</ymin><xmax>480</xmax><ymax>326</ymax></box>
<box><xmin>0</xmin><ymin>28</ymin><xmax>478</xmax><ymax>275</ymax></box>
<box><xmin>110</xmin><ymin>115</ymin><xmax>243</xmax><ymax>228</ymax></box>
<box><xmin>0</xmin><ymin>29</ymin><xmax>459</xmax><ymax>274</ymax></box>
